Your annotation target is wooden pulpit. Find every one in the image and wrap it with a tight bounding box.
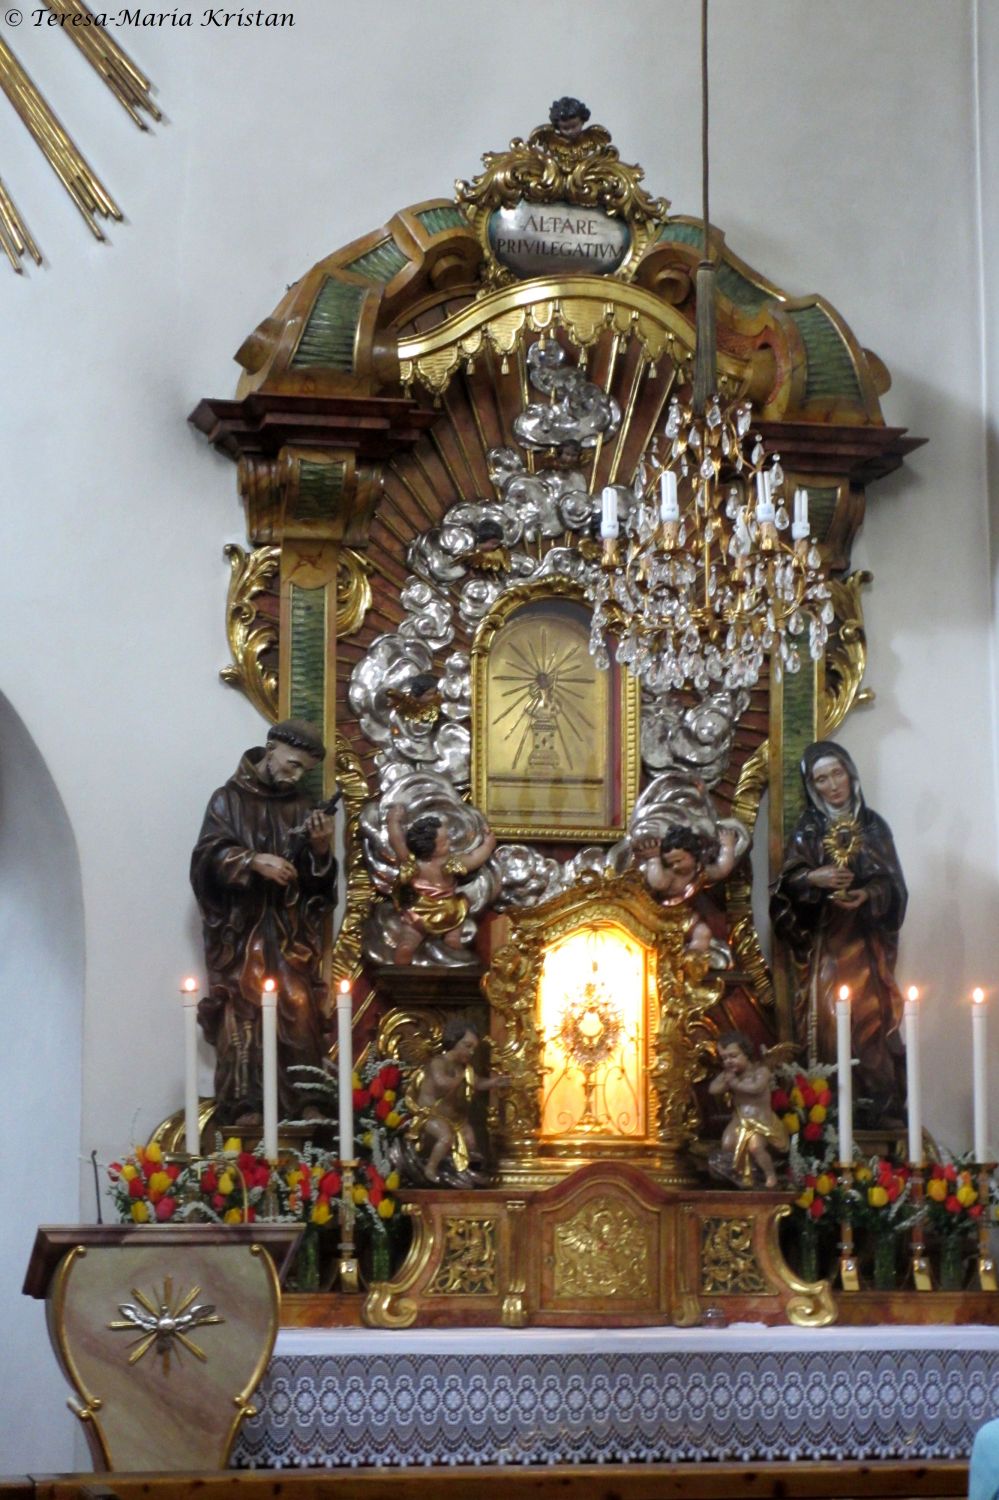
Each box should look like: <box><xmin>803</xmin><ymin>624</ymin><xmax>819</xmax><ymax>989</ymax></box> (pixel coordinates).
<box><xmin>23</xmin><ymin>1223</ymin><xmax>301</xmax><ymax>1472</ymax></box>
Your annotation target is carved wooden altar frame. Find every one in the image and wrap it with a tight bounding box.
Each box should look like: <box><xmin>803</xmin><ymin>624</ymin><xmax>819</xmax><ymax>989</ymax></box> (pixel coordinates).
<box><xmin>189</xmin><ymin>107</ymin><xmax>924</xmax><ymax>1072</ymax></box>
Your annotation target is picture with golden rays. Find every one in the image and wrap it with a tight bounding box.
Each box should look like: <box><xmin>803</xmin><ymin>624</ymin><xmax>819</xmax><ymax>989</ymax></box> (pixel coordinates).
<box><xmin>473</xmin><ymin>595</ymin><xmax>638</xmax><ymax>839</ymax></box>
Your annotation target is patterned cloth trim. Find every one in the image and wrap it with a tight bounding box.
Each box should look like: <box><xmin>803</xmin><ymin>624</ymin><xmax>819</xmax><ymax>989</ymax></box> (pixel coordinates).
<box><xmin>233</xmin><ymin>1347</ymin><xmax>999</xmax><ymax>1469</ymax></box>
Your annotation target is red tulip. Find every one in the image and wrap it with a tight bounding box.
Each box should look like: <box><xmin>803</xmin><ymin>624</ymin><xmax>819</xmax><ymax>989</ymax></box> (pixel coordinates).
<box><xmin>155</xmin><ymin>1196</ymin><xmax>177</xmax><ymax>1221</ymax></box>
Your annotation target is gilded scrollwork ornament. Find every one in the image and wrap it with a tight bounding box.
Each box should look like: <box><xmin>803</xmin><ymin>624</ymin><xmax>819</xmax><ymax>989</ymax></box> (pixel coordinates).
<box><xmin>219</xmin><ymin>543</ymin><xmax>279</xmax><ymax>722</ymax></box>
<box><xmin>700</xmin><ymin>1217</ymin><xmax>768</xmax><ymax>1295</ymax></box>
<box><xmin>427</xmin><ymin>1217</ymin><xmax>498</xmax><ymax>1295</ymax></box>
<box><xmin>330</xmin><ymin>732</ymin><xmax>374</xmax><ymax>988</ymax></box>
<box><xmin>456</xmin><ymin>99</ymin><xmax>668</xmax><ymax>288</ymax></box>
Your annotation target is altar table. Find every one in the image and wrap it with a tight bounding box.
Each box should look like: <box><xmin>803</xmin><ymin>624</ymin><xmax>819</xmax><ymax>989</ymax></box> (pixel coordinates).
<box><xmin>233</xmin><ymin>1324</ymin><xmax>999</xmax><ymax>1469</ymax></box>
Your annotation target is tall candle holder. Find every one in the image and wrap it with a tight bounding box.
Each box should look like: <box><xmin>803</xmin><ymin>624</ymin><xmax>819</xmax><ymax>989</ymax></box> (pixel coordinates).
<box><xmin>836</xmin><ymin>1160</ymin><xmax>860</xmax><ymax>1292</ymax></box>
<box><xmin>977</xmin><ymin>1163</ymin><xmax>997</xmax><ymax>1292</ymax></box>
<box><xmin>908</xmin><ymin>1164</ymin><xmax>933</xmax><ymax>1291</ymax></box>
<box><xmin>338</xmin><ymin>1158</ymin><xmax>360</xmax><ymax>1293</ymax></box>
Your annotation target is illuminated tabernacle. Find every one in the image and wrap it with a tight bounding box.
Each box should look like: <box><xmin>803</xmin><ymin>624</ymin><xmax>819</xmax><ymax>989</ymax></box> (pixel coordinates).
<box><xmin>8</xmin><ymin>3</ymin><xmax>999</xmax><ymax>1491</ymax></box>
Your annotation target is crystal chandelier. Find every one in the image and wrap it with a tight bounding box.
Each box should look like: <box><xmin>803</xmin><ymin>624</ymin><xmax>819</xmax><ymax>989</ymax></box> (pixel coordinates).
<box><xmin>584</xmin><ymin>0</ymin><xmax>831</xmax><ymax>694</ymax></box>
<box><xmin>587</xmin><ymin>405</ymin><xmax>832</xmax><ymax>692</ymax></box>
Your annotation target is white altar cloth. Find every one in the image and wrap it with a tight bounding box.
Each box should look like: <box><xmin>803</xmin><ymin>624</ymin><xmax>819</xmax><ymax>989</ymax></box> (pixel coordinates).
<box><xmin>234</xmin><ymin>1325</ymin><xmax>999</xmax><ymax>1469</ymax></box>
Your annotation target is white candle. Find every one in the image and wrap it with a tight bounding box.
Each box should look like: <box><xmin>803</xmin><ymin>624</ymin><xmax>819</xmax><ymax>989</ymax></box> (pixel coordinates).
<box><xmin>904</xmin><ymin>985</ymin><xmax>922</xmax><ymax>1165</ymax></box>
<box><xmin>600</xmin><ymin>485</ymin><xmax>619</xmax><ymax>539</ymax></box>
<box><xmin>836</xmin><ymin>984</ymin><xmax>853</xmax><ymax>1164</ymax></box>
<box><xmin>659</xmin><ymin>469</ymin><xmax>679</xmax><ymax>522</ymax></box>
<box><xmin>972</xmin><ymin>987</ymin><xmax>988</xmax><ymax>1162</ymax></box>
<box><xmin>792</xmin><ymin>487</ymin><xmax>810</xmax><ymax>542</ymax></box>
<box><xmin>261</xmin><ymin>977</ymin><xmax>279</xmax><ymax>1161</ymax></box>
<box><xmin>337</xmin><ymin>979</ymin><xmax>354</xmax><ymax>1161</ymax></box>
<box><xmin>181</xmin><ymin>977</ymin><xmax>200</xmax><ymax>1158</ymax></box>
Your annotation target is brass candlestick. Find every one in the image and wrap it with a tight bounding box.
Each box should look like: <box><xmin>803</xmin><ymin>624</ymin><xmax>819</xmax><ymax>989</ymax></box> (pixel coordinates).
<box><xmin>977</xmin><ymin>1163</ymin><xmax>997</xmax><ymax>1292</ymax></box>
<box><xmin>908</xmin><ymin>1165</ymin><xmax>933</xmax><ymax>1291</ymax></box>
<box><xmin>837</xmin><ymin>1161</ymin><xmax>860</xmax><ymax>1292</ymax></box>
<box><xmin>338</xmin><ymin>1158</ymin><xmax>360</xmax><ymax>1293</ymax></box>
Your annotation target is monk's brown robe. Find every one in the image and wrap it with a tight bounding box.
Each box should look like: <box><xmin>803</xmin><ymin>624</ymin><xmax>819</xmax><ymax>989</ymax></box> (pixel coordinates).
<box><xmin>191</xmin><ymin>748</ymin><xmax>337</xmax><ymax>1123</ymax></box>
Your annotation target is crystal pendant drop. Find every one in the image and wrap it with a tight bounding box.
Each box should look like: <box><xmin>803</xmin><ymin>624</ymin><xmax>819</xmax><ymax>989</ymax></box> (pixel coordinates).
<box><xmin>707</xmin><ymin>401</ymin><xmax>722</xmax><ymax>429</ymax></box>
<box><xmin>775</xmin><ymin>505</ymin><xmax>789</xmax><ymax>530</ymax></box>
<box><xmin>752</xmin><ymin>439</ymin><xmax>764</xmax><ymax>465</ymax></box>
<box><xmin>736</xmin><ymin>406</ymin><xmax>751</xmax><ymax>437</ymax></box>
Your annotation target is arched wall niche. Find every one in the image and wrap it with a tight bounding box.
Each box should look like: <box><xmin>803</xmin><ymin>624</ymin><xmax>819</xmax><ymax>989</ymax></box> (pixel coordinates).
<box><xmin>0</xmin><ymin>690</ymin><xmax>85</xmax><ymax>1471</ymax></box>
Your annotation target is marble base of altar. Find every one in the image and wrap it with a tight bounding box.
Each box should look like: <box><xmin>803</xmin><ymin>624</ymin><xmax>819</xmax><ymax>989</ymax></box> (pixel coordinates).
<box><xmin>362</xmin><ymin>1162</ymin><xmax>834</xmax><ymax>1329</ymax></box>
<box><xmin>232</xmin><ymin>1324</ymin><xmax>999</xmax><ymax>1469</ymax></box>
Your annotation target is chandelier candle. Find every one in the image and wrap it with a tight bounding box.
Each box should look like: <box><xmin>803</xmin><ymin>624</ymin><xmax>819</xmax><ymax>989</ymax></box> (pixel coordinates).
<box><xmin>261</xmin><ymin>978</ymin><xmax>278</xmax><ymax>1161</ymax></box>
<box><xmin>904</xmin><ymin>986</ymin><xmax>922</xmax><ymax>1164</ymax></box>
<box><xmin>600</xmin><ymin>485</ymin><xmax>619</xmax><ymax>540</ymax></box>
<box><xmin>972</xmin><ymin>988</ymin><xmax>988</xmax><ymax>1162</ymax></box>
<box><xmin>659</xmin><ymin>469</ymin><xmax>679</xmax><ymax>521</ymax></box>
<box><xmin>181</xmin><ymin>977</ymin><xmax>200</xmax><ymax>1157</ymax></box>
<box><xmin>337</xmin><ymin>979</ymin><xmax>354</xmax><ymax>1161</ymax></box>
<box><xmin>792</xmin><ymin>488</ymin><xmax>810</xmax><ymax>544</ymax></box>
<box><xmin>836</xmin><ymin>984</ymin><xmax>853</xmax><ymax>1163</ymax></box>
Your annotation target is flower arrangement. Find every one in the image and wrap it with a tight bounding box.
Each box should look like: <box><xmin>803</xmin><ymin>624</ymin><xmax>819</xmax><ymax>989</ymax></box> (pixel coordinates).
<box><xmin>844</xmin><ymin>1157</ymin><xmax>917</xmax><ymax>1232</ymax></box>
<box><xmin>196</xmin><ymin>1140</ymin><xmax>272</xmax><ymax>1223</ymax></box>
<box><xmin>108</xmin><ymin>1142</ymin><xmax>187</xmax><ymax>1223</ymax></box>
<box><xmin>352</xmin><ymin>1056</ymin><xmax>405</xmax><ymax>1136</ymax></box>
<box><xmin>772</xmin><ymin>1067</ymin><xmax>836</xmax><ymax>1155</ymax></box>
<box><xmin>924</xmin><ymin>1158</ymin><xmax>983</xmax><ymax>1236</ymax></box>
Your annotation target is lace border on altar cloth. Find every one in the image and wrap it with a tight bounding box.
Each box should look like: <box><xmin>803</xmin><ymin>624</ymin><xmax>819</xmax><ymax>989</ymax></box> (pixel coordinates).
<box><xmin>232</xmin><ymin>1348</ymin><xmax>999</xmax><ymax>1468</ymax></box>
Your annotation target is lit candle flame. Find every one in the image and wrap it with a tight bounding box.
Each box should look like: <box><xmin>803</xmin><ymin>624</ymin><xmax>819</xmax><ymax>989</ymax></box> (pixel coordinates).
<box><xmin>263</xmin><ymin>977</ymin><xmax>276</xmax><ymax>994</ymax></box>
<box><xmin>837</xmin><ymin>984</ymin><xmax>850</xmax><ymax>1002</ymax></box>
<box><xmin>338</xmin><ymin>978</ymin><xmax>352</xmax><ymax>996</ymax></box>
<box><xmin>972</xmin><ymin>987</ymin><xmax>986</xmax><ymax>1005</ymax></box>
<box><xmin>181</xmin><ymin>977</ymin><xmax>198</xmax><ymax>993</ymax></box>
<box><xmin>906</xmin><ymin>985</ymin><xmax>919</xmax><ymax>1003</ymax></box>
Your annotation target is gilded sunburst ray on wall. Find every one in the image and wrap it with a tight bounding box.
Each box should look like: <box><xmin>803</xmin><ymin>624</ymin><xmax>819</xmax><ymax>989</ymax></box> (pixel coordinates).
<box><xmin>0</xmin><ymin>0</ymin><xmax>160</xmax><ymax>272</ymax></box>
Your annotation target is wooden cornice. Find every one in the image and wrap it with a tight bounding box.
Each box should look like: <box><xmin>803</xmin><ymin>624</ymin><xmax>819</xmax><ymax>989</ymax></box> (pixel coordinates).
<box><xmin>188</xmin><ymin>392</ymin><xmax>438</xmax><ymax>464</ymax></box>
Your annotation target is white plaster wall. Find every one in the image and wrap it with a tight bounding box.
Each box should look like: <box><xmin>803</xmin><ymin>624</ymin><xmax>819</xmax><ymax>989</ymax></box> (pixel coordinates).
<box><xmin>0</xmin><ymin>696</ymin><xmax>84</xmax><ymax>1471</ymax></box>
<box><xmin>0</xmin><ymin>0</ymin><xmax>995</xmax><ymax>1469</ymax></box>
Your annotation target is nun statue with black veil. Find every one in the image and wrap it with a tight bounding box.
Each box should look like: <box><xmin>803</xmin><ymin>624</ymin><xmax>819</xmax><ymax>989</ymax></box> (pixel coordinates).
<box><xmin>770</xmin><ymin>740</ymin><xmax>908</xmax><ymax>1127</ymax></box>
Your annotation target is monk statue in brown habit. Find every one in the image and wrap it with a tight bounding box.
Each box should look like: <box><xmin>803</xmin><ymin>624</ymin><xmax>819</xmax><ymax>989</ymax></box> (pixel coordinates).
<box><xmin>191</xmin><ymin>719</ymin><xmax>338</xmax><ymax>1128</ymax></box>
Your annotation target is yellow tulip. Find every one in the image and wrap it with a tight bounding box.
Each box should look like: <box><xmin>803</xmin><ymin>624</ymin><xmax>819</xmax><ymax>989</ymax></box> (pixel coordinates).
<box><xmin>383</xmin><ymin>1089</ymin><xmax>396</xmax><ymax>1104</ymax></box>
<box><xmin>957</xmin><ymin>1183</ymin><xmax>979</xmax><ymax>1208</ymax></box>
<box><xmin>782</xmin><ymin>1113</ymin><xmax>799</xmax><ymax>1133</ymax></box>
<box><xmin>224</xmin><ymin>1207</ymin><xmax>244</xmax><ymax>1224</ymax></box>
<box><xmin>795</xmin><ymin>1188</ymin><xmax>814</xmax><ymax>1208</ymax></box>
<box><xmin>148</xmin><ymin>1171</ymin><xmax>170</xmax><ymax>1196</ymax></box>
<box><xmin>867</xmin><ymin>1185</ymin><xmax>889</xmax><ymax>1208</ymax></box>
<box><xmin>130</xmin><ymin>1201</ymin><xmax>149</xmax><ymax>1223</ymax></box>
<box><xmin>808</xmin><ymin>1104</ymin><xmax>827</xmax><ymax>1124</ymax></box>
<box><xmin>927</xmin><ymin>1178</ymin><xmax>948</xmax><ymax>1202</ymax></box>
<box><xmin>352</xmin><ymin>1072</ymin><xmax>362</xmax><ymax>1089</ymax></box>
<box><xmin>286</xmin><ymin>1169</ymin><xmax>303</xmax><ymax>1189</ymax></box>
<box><xmin>311</xmin><ymin>1201</ymin><xmax>332</xmax><ymax>1225</ymax></box>
<box><xmin>385</xmin><ymin>1111</ymin><xmax>402</xmax><ymax>1129</ymax></box>
<box><xmin>121</xmin><ymin>1163</ymin><xmax>138</xmax><ymax>1181</ymax></box>
<box><xmin>143</xmin><ymin>1142</ymin><xmax>163</xmax><ymax>1165</ymax></box>
<box><xmin>352</xmin><ymin>1185</ymin><xmax>369</xmax><ymax>1206</ymax></box>
<box><xmin>362</xmin><ymin>1131</ymin><xmax>373</xmax><ymax>1147</ymax></box>
<box><xmin>222</xmin><ymin>1137</ymin><xmax>242</xmax><ymax>1154</ymax></box>
<box><xmin>855</xmin><ymin>1166</ymin><xmax>872</xmax><ymax>1183</ymax></box>
<box><xmin>816</xmin><ymin>1174</ymin><xmax>835</xmax><ymax>1196</ymax></box>
<box><xmin>385</xmin><ymin>1171</ymin><xmax>400</xmax><ymax>1190</ymax></box>
<box><xmin>790</xmin><ymin>1088</ymin><xmax>805</xmax><ymax>1109</ymax></box>
<box><xmin>218</xmin><ymin>1172</ymin><xmax>235</xmax><ymax>1196</ymax></box>
<box><xmin>377</xmin><ymin>1199</ymin><xmax>395</xmax><ymax>1219</ymax></box>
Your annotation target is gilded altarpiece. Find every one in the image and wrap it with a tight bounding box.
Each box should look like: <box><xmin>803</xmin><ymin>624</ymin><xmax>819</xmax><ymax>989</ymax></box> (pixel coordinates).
<box><xmin>191</xmin><ymin>106</ymin><xmax>921</xmax><ymax>1325</ymax></box>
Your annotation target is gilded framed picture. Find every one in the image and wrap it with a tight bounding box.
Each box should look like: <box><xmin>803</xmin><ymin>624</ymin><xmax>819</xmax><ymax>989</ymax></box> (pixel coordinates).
<box><xmin>471</xmin><ymin>582</ymin><xmax>639</xmax><ymax>840</ymax></box>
